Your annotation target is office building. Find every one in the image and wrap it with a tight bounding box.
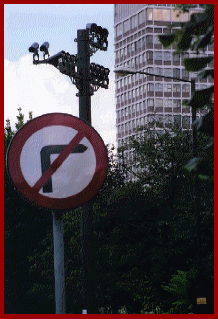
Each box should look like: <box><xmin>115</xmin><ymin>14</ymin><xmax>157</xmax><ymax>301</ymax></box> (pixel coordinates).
<box><xmin>114</xmin><ymin>4</ymin><xmax>214</xmax><ymax>150</ymax></box>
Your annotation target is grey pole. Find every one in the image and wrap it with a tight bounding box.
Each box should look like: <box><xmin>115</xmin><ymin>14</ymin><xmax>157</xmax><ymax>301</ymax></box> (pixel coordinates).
<box><xmin>52</xmin><ymin>211</ymin><xmax>66</xmax><ymax>314</ymax></box>
<box><xmin>77</xmin><ymin>29</ymin><xmax>94</xmax><ymax>314</ymax></box>
<box><xmin>191</xmin><ymin>79</ymin><xmax>196</xmax><ymax>156</ymax></box>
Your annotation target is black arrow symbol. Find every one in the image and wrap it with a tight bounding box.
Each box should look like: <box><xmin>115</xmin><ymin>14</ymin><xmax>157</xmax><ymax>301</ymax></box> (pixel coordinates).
<box><xmin>40</xmin><ymin>144</ymin><xmax>87</xmax><ymax>193</ymax></box>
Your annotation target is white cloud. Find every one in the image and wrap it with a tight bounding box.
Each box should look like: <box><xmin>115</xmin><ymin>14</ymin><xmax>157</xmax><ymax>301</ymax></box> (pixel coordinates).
<box><xmin>4</xmin><ymin>54</ymin><xmax>116</xmax><ymax>146</ymax></box>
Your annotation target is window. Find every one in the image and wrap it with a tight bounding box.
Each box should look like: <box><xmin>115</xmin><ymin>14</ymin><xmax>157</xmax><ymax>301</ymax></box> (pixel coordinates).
<box><xmin>136</xmin><ymin>39</ymin><xmax>141</xmax><ymax>50</ymax></box>
<box><xmin>128</xmin><ymin>91</ymin><xmax>132</xmax><ymax>99</ymax></box>
<box><xmin>164</xmin><ymin>68</ymin><xmax>172</xmax><ymax>77</ymax></box>
<box><xmin>173</xmin><ymin>100</ymin><xmax>181</xmax><ymax>107</ymax></box>
<box><xmin>155</xmin><ymin>83</ymin><xmax>163</xmax><ymax>92</ymax></box>
<box><xmin>182</xmin><ymin>69</ymin><xmax>189</xmax><ymax>78</ymax></box>
<box><xmin>154</xmin><ymin>35</ymin><xmax>161</xmax><ymax>45</ymax></box>
<box><xmin>155</xmin><ymin>99</ymin><xmax>163</xmax><ymax>107</ymax></box>
<box><xmin>163</xmin><ymin>99</ymin><xmax>172</xmax><ymax>107</ymax></box>
<box><xmin>147</xmin><ymin>67</ymin><xmax>154</xmax><ymax>74</ymax></box>
<box><xmin>147</xmin><ymin>83</ymin><xmax>154</xmax><ymax>91</ymax></box>
<box><xmin>124</xmin><ymin>47</ymin><xmax>127</xmax><ymax>57</ymax></box>
<box><xmin>131</xmin><ymin>43</ymin><xmax>135</xmax><ymax>52</ymax></box>
<box><xmin>165</xmin><ymin>114</ymin><xmax>172</xmax><ymax>123</ymax></box>
<box><xmin>147</xmin><ymin>8</ymin><xmax>153</xmax><ymax>20</ymax></box>
<box><xmin>135</xmin><ymin>88</ymin><xmax>138</xmax><ymax>97</ymax></box>
<box><xmin>123</xmin><ymin>19</ymin><xmax>130</xmax><ymax>33</ymax></box>
<box><xmin>173</xmin><ymin>84</ymin><xmax>181</xmax><ymax>92</ymax></box>
<box><xmin>132</xmin><ymin>105</ymin><xmax>136</xmax><ymax>113</ymax></box>
<box><xmin>182</xmin><ymin>84</ymin><xmax>190</xmax><ymax>93</ymax></box>
<box><xmin>139</xmin><ymin>10</ymin><xmax>145</xmax><ymax>25</ymax></box>
<box><xmin>147</xmin><ymin>51</ymin><xmax>153</xmax><ymax>60</ymax></box>
<box><xmin>164</xmin><ymin>51</ymin><xmax>171</xmax><ymax>61</ymax></box>
<box><xmin>131</xmin><ymin>15</ymin><xmax>138</xmax><ymax>29</ymax></box>
<box><xmin>116</xmin><ymin>23</ymin><xmax>123</xmax><ymax>37</ymax></box>
<box><xmin>125</xmin><ymin>123</ymin><xmax>128</xmax><ymax>131</ymax></box>
<box><xmin>154</xmin><ymin>51</ymin><xmax>162</xmax><ymax>61</ymax></box>
<box><xmin>146</xmin><ymin>35</ymin><xmax>153</xmax><ymax>45</ymax></box>
<box><xmin>135</xmin><ymin>57</ymin><xmax>139</xmax><ymax>67</ymax></box>
<box><xmin>155</xmin><ymin>68</ymin><xmax>163</xmax><ymax>76</ymax></box>
<box><xmin>174</xmin><ymin>115</ymin><xmax>181</xmax><ymax>125</ymax></box>
<box><xmin>128</xmin><ymin>76</ymin><xmax>131</xmax><ymax>85</ymax></box>
<box><xmin>173</xmin><ymin>68</ymin><xmax>180</xmax><ymax>78</ymax></box>
<box><xmin>164</xmin><ymin>84</ymin><xmax>172</xmax><ymax>92</ymax></box>
<box><xmin>148</xmin><ymin>98</ymin><xmax>154</xmax><ymax>106</ymax></box>
<box><xmin>142</xmin><ymin>37</ymin><xmax>146</xmax><ymax>48</ymax></box>
<box><xmin>182</xmin><ymin>116</ymin><xmax>190</xmax><ymax>126</ymax></box>
<box><xmin>173</xmin><ymin>54</ymin><xmax>180</xmax><ymax>63</ymax></box>
<box><xmin>131</xmin><ymin>58</ymin><xmax>135</xmax><ymax>68</ymax></box>
<box><xmin>120</xmin><ymin>48</ymin><xmax>123</xmax><ymax>58</ymax></box>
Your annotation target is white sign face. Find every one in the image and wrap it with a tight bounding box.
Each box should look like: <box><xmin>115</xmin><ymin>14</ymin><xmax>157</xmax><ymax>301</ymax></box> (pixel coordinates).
<box><xmin>20</xmin><ymin>126</ymin><xmax>96</xmax><ymax>198</ymax></box>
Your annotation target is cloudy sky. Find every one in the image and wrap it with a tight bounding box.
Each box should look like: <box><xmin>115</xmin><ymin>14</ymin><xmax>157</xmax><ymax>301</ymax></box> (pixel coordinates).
<box><xmin>4</xmin><ymin>4</ymin><xmax>116</xmax><ymax>146</ymax></box>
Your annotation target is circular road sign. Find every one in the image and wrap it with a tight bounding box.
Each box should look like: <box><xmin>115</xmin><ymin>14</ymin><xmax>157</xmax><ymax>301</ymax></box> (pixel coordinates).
<box><xmin>7</xmin><ymin>113</ymin><xmax>108</xmax><ymax>210</ymax></box>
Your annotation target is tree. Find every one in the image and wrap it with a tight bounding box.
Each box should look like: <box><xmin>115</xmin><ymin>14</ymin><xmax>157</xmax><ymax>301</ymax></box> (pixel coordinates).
<box><xmin>4</xmin><ymin>108</ymin><xmax>53</xmax><ymax>314</ymax></box>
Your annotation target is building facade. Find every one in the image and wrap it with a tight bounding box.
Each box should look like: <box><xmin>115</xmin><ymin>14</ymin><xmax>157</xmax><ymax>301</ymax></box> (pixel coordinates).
<box><xmin>114</xmin><ymin>4</ymin><xmax>214</xmax><ymax>150</ymax></box>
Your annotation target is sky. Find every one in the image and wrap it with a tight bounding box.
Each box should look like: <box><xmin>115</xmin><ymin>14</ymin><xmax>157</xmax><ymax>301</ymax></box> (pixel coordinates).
<box><xmin>4</xmin><ymin>4</ymin><xmax>116</xmax><ymax>146</ymax></box>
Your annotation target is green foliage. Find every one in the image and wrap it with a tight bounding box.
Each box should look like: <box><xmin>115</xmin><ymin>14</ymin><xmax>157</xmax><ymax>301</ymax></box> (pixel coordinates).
<box><xmin>162</xmin><ymin>270</ymin><xmax>193</xmax><ymax>314</ymax></box>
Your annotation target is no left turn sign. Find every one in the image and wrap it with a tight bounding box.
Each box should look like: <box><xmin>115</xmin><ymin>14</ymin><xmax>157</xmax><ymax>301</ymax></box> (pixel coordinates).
<box><xmin>7</xmin><ymin>113</ymin><xmax>108</xmax><ymax>210</ymax></box>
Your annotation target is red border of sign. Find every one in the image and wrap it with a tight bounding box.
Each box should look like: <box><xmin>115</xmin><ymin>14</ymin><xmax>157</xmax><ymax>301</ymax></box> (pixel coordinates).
<box><xmin>7</xmin><ymin>113</ymin><xmax>108</xmax><ymax>210</ymax></box>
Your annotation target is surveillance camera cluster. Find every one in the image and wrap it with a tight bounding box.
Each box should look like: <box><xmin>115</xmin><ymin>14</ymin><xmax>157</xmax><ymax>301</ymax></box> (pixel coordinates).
<box><xmin>90</xmin><ymin>63</ymin><xmax>110</xmax><ymax>89</ymax></box>
<box><xmin>29</xmin><ymin>24</ymin><xmax>110</xmax><ymax>95</ymax></box>
<box><xmin>57</xmin><ymin>52</ymin><xmax>78</xmax><ymax>76</ymax></box>
<box><xmin>86</xmin><ymin>23</ymin><xmax>109</xmax><ymax>55</ymax></box>
<box><xmin>29</xmin><ymin>42</ymin><xmax>50</xmax><ymax>61</ymax></box>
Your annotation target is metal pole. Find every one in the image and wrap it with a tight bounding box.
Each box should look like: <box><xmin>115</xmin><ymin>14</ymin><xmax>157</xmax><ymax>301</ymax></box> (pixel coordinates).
<box><xmin>191</xmin><ymin>79</ymin><xmax>197</xmax><ymax>156</ymax></box>
<box><xmin>77</xmin><ymin>29</ymin><xmax>94</xmax><ymax>314</ymax></box>
<box><xmin>52</xmin><ymin>211</ymin><xmax>66</xmax><ymax>314</ymax></box>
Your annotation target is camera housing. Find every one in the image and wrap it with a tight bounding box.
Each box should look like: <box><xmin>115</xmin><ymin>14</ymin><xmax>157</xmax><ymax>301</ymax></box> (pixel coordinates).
<box><xmin>40</xmin><ymin>42</ymin><xmax>50</xmax><ymax>59</ymax></box>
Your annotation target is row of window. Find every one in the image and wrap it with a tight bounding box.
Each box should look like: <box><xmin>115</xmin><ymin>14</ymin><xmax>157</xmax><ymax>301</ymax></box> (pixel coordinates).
<box><xmin>116</xmin><ymin>50</ymin><xmax>189</xmax><ymax>67</ymax></box>
<box><xmin>117</xmin><ymin>115</ymin><xmax>192</xmax><ymax>133</ymax></box>
<box><xmin>117</xmin><ymin>98</ymin><xmax>189</xmax><ymax>118</ymax></box>
<box><xmin>115</xmin><ymin>8</ymin><xmax>190</xmax><ymax>37</ymax></box>
<box><xmin>116</xmin><ymin>83</ymin><xmax>191</xmax><ymax>102</ymax></box>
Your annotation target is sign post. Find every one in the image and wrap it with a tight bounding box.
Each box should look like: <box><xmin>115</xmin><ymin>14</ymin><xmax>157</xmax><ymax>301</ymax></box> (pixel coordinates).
<box><xmin>7</xmin><ymin>112</ymin><xmax>108</xmax><ymax>314</ymax></box>
<box><xmin>52</xmin><ymin>211</ymin><xmax>66</xmax><ymax>314</ymax></box>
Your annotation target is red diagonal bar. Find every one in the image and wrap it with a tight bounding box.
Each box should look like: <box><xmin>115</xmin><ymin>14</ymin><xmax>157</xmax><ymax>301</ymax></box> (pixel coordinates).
<box><xmin>33</xmin><ymin>132</ymin><xmax>85</xmax><ymax>193</ymax></box>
